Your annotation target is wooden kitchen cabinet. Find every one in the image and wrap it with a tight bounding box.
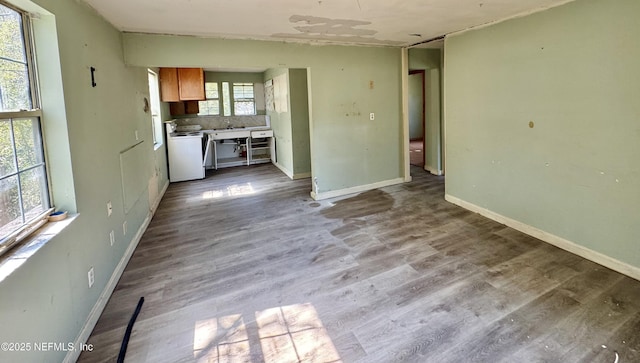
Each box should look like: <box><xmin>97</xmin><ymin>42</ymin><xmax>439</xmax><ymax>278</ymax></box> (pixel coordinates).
<box><xmin>178</xmin><ymin>68</ymin><xmax>205</xmax><ymax>100</ymax></box>
<box><xmin>159</xmin><ymin>67</ymin><xmax>205</xmax><ymax>102</ymax></box>
<box><xmin>169</xmin><ymin>100</ymin><xmax>199</xmax><ymax>116</ymax></box>
<box><xmin>159</xmin><ymin>68</ymin><xmax>180</xmax><ymax>102</ymax></box>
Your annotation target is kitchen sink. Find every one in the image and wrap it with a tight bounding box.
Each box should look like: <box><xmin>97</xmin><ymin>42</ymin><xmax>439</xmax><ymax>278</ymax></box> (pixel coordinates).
<box><xmin>208</xmin><ymin>129</ymin><xmax>251</xmax><ymax>140</ymax></box>
<box><xmin>207</xmin><ymin>126</ymin><xmax>272</xmax><ymax>140</ymax></box>
<box><xmin>174</xmin><ymin>131</ymin><xmax>202</xmax><ymax>136</ymax></box>
<box><xmin>213</xmin><ymin>126</ymin><xmax>246</xmax><ymax>131</ymax></box>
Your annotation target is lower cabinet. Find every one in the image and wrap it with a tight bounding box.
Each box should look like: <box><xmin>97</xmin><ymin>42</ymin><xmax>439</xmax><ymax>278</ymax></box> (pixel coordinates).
<box><xmin>214</xmin><ymin>138</ymin><xmax>249</xmax><ymax>169</ymax></box>
<box><xmin>207</xmin><ymin>130</ymin><xmax>275</xmax><ymax>170</ymax></box>
<box><xmin>248</xmin><ymin>138</ymin><xmax>272</xmax><ymax>165</ymax></box>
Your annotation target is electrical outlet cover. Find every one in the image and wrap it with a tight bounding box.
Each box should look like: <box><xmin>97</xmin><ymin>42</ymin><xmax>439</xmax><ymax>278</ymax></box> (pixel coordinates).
<box><xmin>88</xmin><ymin>267</ymin><xmax>94</xmax><ymax>288</ymax></box>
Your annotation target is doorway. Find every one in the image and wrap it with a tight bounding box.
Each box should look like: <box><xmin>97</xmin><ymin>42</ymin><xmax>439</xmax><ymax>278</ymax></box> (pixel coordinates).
<box><xmin>408</xmin><ymin>70</ymin><xmax>425</xmax><ymax>168</ymax></box>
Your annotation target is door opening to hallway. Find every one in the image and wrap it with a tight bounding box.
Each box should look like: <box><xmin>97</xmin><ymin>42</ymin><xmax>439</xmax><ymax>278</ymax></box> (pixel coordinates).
<box><xmin>409</xmin><ymin>70</ymin><xmax>425</xmax><ymax>168</ymax></box>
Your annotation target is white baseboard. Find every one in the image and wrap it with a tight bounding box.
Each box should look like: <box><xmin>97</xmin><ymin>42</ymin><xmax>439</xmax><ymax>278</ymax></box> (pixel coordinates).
<box><xmin>152</xmin><ymin>181</ymin><xmax>169</xmax><ymax>212</ymax></box>
<box><xmin>292</xmin><ymin>172</ymin><xmax>311</xmax><ymax>180</ymax></box>
<box><xmin>444</xmin><ymin>194</ymin><xmax>640</xmax><ymax>282</ymax></box>
<box><xmin>64</xmin><ymin>182</ymin><xmax>169</xmax><ymax>363</ymax></box>
<box><xmin>274</xmin><ymin>162</ymin><xmax>294</xmax><ymax>179</ymax></box>
<box><xmin>424</xmin><ymin>165</ymin><xmax>443</xmax><ymax>176</ymax></box>
<box><xmin>273</xmin><ymin>162</ymin><xmax>311</xmax><ymax>180</ymax></box>
<box><xmin>311</xmin><ymin>177</ymin><xmax>405</xmax><ymax>201</ymax></box>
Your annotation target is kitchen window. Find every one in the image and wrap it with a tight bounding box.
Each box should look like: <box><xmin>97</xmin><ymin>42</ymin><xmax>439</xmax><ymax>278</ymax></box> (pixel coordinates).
<box><xmin>198</xmin><ymin>82</ymin><xmax>220</xmax><ymax>116</ymax></box>
<box><xmin>232</xmin><ymin>83</ymin><xmax>256</xmax><ymax>115</ymax></box>
<box><xmin>0</xmin><ymin>2</ymin><xmax>51</xmax><ymax>256</ymax></box>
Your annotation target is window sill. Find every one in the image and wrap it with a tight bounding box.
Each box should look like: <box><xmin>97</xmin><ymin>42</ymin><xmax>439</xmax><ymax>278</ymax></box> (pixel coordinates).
<box><xmin>0</xmin><ymin>214</ymin><xmax>78</xmax><ymax>284</ymax></box>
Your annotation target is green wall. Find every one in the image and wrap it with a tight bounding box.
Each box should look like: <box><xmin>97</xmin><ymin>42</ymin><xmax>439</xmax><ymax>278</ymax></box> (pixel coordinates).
<box><xmin>288</xmin><ymin>69</ymin><xmax>311</xmax><ymax>176</ymax></box>
<box><xmin>0</xmin><ymin>0</ymin><xmax>168</xmax><ymax>361</ymax></box>
<box><xmin>264</xmin><ymin>68</ymin><xmax>294</xmax><ymax>173</ymax></box>
<box><xmin>408</xmin><ymin>73</ymin><xmax>423</xmax><ymax>140</ymax></box>
<box><xmin>205</xmin><ymin>71</ymin><xmax>263</xmax><ymax>84</ymax></box>
<box><xmin>408</xmin><ymin>48</ymin><xmax>441</xmax><ymax>70</ymax></box>
<box><xmin>408</xmin><ymin>48</ymin><xmax>442</xmax><ymax>173</ymax></box>
<box><xmin>123</xmin><ymin>33</ymin><xmax>403</xmax><ymax>195</ymax></box>
<box><xmin>445</xmin><ymin>0</ymin><xmax>640</xmax><ymax>267</ymax></box>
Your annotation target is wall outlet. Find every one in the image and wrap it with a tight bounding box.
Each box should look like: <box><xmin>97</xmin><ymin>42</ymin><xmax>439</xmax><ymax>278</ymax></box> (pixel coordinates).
<box><xmin>107</xmin><ymin>201</ymin><xmax>112</xmax><ymax>217</ymax></box>
<box><xmin>88</xmin><ymin>267</ymin><xmax>94</xmax><ymax>288</ymax></box>
<box><xmin>122</xmin><ymin>221</ymin><xmax>127</xmax><ymax>236</ymax></box>
<box><xmin>109</xmin><ymin>230</ymin><xmax>115</xmax><ymax>246</ymax></box>
<box><xmin>370</xmin><ymin>113</ymin><xmax>375</xmax><ymax>121</ymax></box>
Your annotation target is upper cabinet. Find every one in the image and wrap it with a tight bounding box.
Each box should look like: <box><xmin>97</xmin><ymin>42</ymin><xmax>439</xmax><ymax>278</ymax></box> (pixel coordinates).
<box><xmin>159</xmin><ymin>67</ymin><xmax>205</xmax><ymax>102</ymax></box>
<box><xmin>177</xmin><ymin>68</ymin><xmax>205</xmax><ymax>100</ymax></box>
<box><xmin>159</xmin><ymin>68</ymin><xmax>180</xmax><ymax>102</ymax></box>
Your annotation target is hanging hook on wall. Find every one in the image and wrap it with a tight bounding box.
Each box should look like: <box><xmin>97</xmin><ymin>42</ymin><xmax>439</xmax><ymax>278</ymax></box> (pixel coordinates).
<box><xmin>90</xmin><ymin>67</ymin><xmax>97</xmax><ymax>87</ymax></box>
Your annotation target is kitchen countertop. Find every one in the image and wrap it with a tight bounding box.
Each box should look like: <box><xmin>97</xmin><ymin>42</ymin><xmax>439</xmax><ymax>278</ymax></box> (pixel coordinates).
<box><xmin>203</xmin><ymin>126</ymin><xmax>270</xmax><ymax>132</ymax></box>
<box><xmin>204</xmin><ymin>127</ymin><xmax>272</xmax><ymax>140</ymax></box>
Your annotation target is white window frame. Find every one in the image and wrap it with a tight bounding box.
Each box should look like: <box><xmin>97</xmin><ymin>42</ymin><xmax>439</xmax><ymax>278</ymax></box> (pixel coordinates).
<box><xmin>198</xmin><ymin>81</ymin><xmax>221</xmax><ymax>116</ymax></box>
<box><xmin>232</xmin><ymin>82</ymin><xmax>256</xmax><ymax>116</ymax></box>
<box><xmin>147</xmin><ymin>69</ymin><xmax>163</xmax><ymax>149</ymax></box>
<box><xmin>0</xmin><ymin>1</ymin><xmax>52</xmax><ymax>257</ymax></box>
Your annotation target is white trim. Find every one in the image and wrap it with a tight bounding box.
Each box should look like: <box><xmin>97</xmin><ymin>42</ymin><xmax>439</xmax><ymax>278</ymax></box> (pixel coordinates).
<box><xmin>292</xmin><ymin>172</ymin><xmax>311</xmax><ymax>180</ymax></box>
<box><xmin>273</xmin><ymin>162</ymin><xmax>311</xmax><ymax>180</ymax></box>
<box><xmin>401</xmin><ymin>47</ymin><xmax>411</xmax><ymax>182</ymax></box>
<box><xmin>424</xmin><ymin>165</ymin><xmax>443</xmax><ymax>176</ymax></box>
<box><xmin>311</xmin><ymin>177</ymin><xmax>405</xmax><ymax>201</ymax></box>
<box><xmin>444</xmin><ymin>194</ymin><xmax>640</xmax><ymax>282</ymax></box>
<box><xmin>64</xmin><ymin>181</ymin><xmax>169</xmax><ymax>363</ymax></box>
<box><xmin>441</xmin><ymin>44</ymin><xmax>447</xmax><ymax>176</ymax></box>
<box><xmin>274</xmin><ymin>161</ymin><xmax>294</xmax><ymax>179</ymax></box>
<box><xmin>151</xmin><ymin>181</ymin><xmax>169</xmax><ymax>213</ymax></box>
<box><xmin>306</xmin><ymin>67</ymin><xmax>316</xmax><ymax>196</ymax></box>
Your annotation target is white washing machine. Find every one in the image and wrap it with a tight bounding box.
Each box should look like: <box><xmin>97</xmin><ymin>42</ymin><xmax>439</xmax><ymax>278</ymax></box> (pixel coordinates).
<box><xmin>166</xmin><ymin>122</ymin><xmax>205</xmax><ymax>182</ymax></box>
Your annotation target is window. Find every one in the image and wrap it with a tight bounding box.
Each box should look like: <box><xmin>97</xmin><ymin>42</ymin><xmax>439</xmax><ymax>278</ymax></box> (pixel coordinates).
<box><xmin>0</xmin><ymin>2</ymin><xmax>51</xmax><ymax>256</ymax></box>
<box><xmin>222</xmin><ymin>82</ymin><xmax>231</xmax><ymax>116</ymax></box>
<box><xmin>233</xmin><ymin>83</ymin><xmax>256</xmax><ymax>115</ymax></box>
<box><xmin>201</xmin><ymin>81</ymin><xmax>256</xmax><ymax>116</ymax></box>
<box><xmin>147</xmin><ymin>70</ymin><xmax>163</xmax><ymax>147</ymax></box>
<box><xmin>198</xmin><ymin>82</ymin><xmax>220</xmax><ymax>116</ymax></box>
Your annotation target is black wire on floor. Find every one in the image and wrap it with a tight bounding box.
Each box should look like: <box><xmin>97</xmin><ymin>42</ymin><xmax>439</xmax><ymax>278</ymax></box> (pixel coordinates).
<box><xmin>117</xmin><ymin>297</ymin><xmax>144</xmax><ymax>363</ymax></box>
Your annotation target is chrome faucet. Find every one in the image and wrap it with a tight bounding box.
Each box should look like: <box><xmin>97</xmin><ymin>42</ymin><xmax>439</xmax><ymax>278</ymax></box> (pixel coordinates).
<box><xmin>226</xmin><ymin>120</ymin><xmax>233</xmax><ymax>129</ymax></box>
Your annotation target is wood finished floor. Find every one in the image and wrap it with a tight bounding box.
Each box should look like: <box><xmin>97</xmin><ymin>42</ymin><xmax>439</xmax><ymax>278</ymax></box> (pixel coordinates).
<box><xmin>78</xmin><ymin>164</ymin><xmax>640</xmax><ymax>363</ymax></box>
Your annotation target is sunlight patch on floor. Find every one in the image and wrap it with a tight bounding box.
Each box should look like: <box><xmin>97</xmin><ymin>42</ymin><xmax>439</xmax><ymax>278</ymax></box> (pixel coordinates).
<box><xmin>193</xmin><ymin>303</ymin><xmax>341</xmax><ymax>362</ymax></box>
<box><xmin>202</xmin><ymin>183</ymin><xmax>256</xmax><ymax>200</ymax></box>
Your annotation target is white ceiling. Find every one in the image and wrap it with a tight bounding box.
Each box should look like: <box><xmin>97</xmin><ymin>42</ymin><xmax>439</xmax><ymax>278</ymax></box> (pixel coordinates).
<box><xmin>82</xmin><ymin>0</ymin><xmax>573</xmax><ymax>47</ymax></box>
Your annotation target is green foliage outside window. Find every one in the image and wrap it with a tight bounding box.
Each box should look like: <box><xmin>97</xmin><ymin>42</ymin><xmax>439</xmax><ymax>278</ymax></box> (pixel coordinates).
<box><xmin>0</xmin><ymin>4</ymin><xmax>32</xmax><ymax>112</ymax></box>
<box><xmin>0</xmin><ymin>4</ymin><xmax>49</xmax><ymax>245</ymax></box>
